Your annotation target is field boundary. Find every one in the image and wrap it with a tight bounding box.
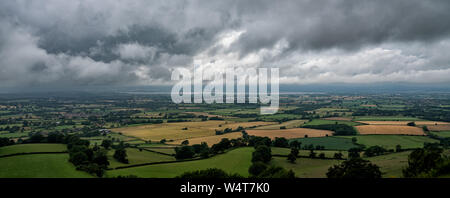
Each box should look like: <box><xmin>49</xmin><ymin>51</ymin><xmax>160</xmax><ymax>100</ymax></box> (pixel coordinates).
<box><xmin>0</xmin><ymin>151</ymin><xmax>68</xmax><ymax>158</ymax></box>
<box><xmin>139</xmin><ymin>147</ymin><xmax>175</xmax><ymax>156</ymax></box>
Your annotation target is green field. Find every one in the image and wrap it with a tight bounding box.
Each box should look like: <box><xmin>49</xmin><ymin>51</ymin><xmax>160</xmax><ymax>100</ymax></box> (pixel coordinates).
<box><xmin>303</xmin><ymin>119</ymin><xmax>361</xmax><ymax>126</ymax></box>
<box><xmin>430</xmin><ymin>131</ymin><xmax>450</xmax><ymax>138</ymax></box>
<box><xmin>353</xmin><ymin>116</ymin><xmax>423</xmax><ymax>121</ymax></box>
<box><xmin>108</xmin><ymin>148</ymin><xmax>175</xmax><ymax>168</ymax></box>
<box><xmin>340</xmin><ymin>135</ymin><xmax>439</xmax><ymax>150</ymax></box>
<box><xmin>0</xmin><ymin>144</ymin><xmax>67</xmax><ymax>156</ymax></box>
<box><xmin>271</xmin><ymin>147</ymin><xmax>348</xmax><ymax>158</ymax></box>
<box><xmin>145</xmin><ymin>148</ymin><xmax>176</xmax><ymax>155</ymax></box>
<box><xmin>106</xmin><ymin>147</ymin><xmax>253</xmax><ymax>178</ymax></box>
<box><xmin>271</xmin><ymin>156</ymin><xmax>340</xmax><ymax>178</ymax></box>
<box><xmin>289</xmin><ymin>137</ymin><xmax>358</xmax><ymax>150</ymax></box>
<box><xmin>0</xmin><ymin>154</ymin><xmax>93</xmax><ymax>178</ymax></box>
<box><xmin>366</xmin><ymin>151</ymin><xmax>411</xmax><ymax>178</ymax></box>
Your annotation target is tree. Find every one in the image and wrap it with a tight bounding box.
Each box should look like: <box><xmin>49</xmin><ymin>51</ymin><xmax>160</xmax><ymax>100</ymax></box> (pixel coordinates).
<box><xmin>249</xmin><ymin>161</ymin><xmax>268</xmax><ymax>176</ymax></box>
<box><xmin>175</xmin><ymin>146</ymin><xmax>195</xmax><ymax>160</ymax></box>
<box><xmin>181</xmin><ymin>140</ymin><xmax>189</xmax><ymax>145</ymax></box>
<box><xmin>348</xmin><ymin>147</ymin><xmax>361</xmax><ymax>159</ymax></box>
<box><xmin>403</xmin><ymin>146</ymin><xmax>443</xmax><ymax>177</ymax></box>
<box><xmin>287</xmin><ymin>153</ymin><xmax>297</xmax><ymax>163</ymax></box>
<box><xmin>289</xmin><ymin>141</ymin><xmax>301</xmax><ymax>149</ymax></box>
<box><xmin>273</xmin><ymin>137</ymin><xmax>289</xmax><ymax>148</ymax></box>
<box><xmin>177</xmin><ymin>168</ymin><xmax>242</xmax><ymax>178</ymax></box>
<box><xmin>318</xmin><ymin>153</ymin><xmax>326</xmax><ymax>159</ymax></box>
<box><xmin>252</xmin><ymin>145</ymin><xmax>272</xmax><ymax>163</ymax></box>
<box><xmin>257</xmin><ymin>166</ymin><xmax>296</xmax><ymax>178</ymax></box>
<box><xmin>113</xmin><ymin>148</ymin><xmax>128</xmax><ymax>163</ymax></box>
<box><xmin>101</xmin><ymin>139</ymin><xmax>112</xmax><ymax>149</ymax></box>
<box><xmin>364</xmin><ymin>146</ymin><xmax>387</xmax><ymax>157</ymax></box>
<box><xmin>327</xmin><ymin>158</ymin><xmax>382</xmax><ymax>178</ymax></box>
<box><xmin>334</xmin><ymin>152</ymin><xmax>343</xmax><ymax>159</ymax></box>
<box><xmin>396</xmin><ymin>145</ymin><xmax>402</xmax><ymax>152</ymax></box>
<box><xmin>351</xmin><ymin>137</ymin><xmax>358</xmax><ymax>144</ymax></box>
<box><xmin>407</xmin><ymin>122</ymin><xmax>416</xmax><ymax>126</ymax></box>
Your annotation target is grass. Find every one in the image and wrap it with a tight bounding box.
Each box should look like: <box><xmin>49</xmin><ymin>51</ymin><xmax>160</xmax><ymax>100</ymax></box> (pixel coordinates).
<box><xmin>288</xmin><ymin>136</ymin><xmax>358</xmax><ymax>150</ymax></box>
<box><xmin>366</xmin><ymin>151</ymin><xmax>411</xmax><ymax>178</ymax></box>
<box><xmin>430</xmin><ymin>131</ymin><xmax>450</xmax><ymax>138</ymax></box>
<box><xmin>0</xmin><ymin>154</ymin><xmax>93</xmax><ymax>178</ymax></box>
<box><xmin>271</xmin><ymin>147</ymin><xmax>348</xmax><ymax>158</ymax></box>
<box><xmin>0</xmin><ymin>143</ymin><xmax>67</xmax><ymax>156</ymax></box>
<box><xmin>106</xmin><ymin>147</ymin><xmax>253</xmax><ymax>178</ymax></box>
<box><xmin>271</xmin><ymin>156</ymin><xmax>340</xmax><ymax>178</ymax></box>
<box><xmin>107</xmin><ymin>148</ymin><xmax>175</xmax><ymax>168</ymax></box>
<box><xmin>340</xmin><ymin>135</ymin><xmax>439</xmax><ymax>150</ymax></box>
<box><xmin>303</xmin><ymin>119</ymin><xmax>361</xmax><ymax>126</ymax></box>
<box><xmin>145</xmin><ymin>148</ymin><xmax>176</xmax><ymax>155</ymax></box>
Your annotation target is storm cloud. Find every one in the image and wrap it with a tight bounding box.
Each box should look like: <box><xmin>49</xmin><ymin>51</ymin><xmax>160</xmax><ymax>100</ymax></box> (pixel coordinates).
<box><xmin>1</xmin><ymin>0</ymin><xmax>450</xmax><ymax>87</ymax></box>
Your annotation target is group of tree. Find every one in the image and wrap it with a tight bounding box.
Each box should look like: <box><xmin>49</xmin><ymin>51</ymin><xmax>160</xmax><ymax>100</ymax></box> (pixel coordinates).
<box><xmin>67</xmin><ymin>135</ymin><xmax>109</xmax><ymax>177</ymax></box>
<box><xmin>0</xmin><ymin>137</ymin><xmax>14</xmax><ymax>147</ymax></box>
<box><xmin>175</xmin><ymin>142</ymin><xmax>210</xmax><ymax>160</ymax></box>
<box><xmin>403</xmin><ymin>143</ymin><xmax>450</xmax><ymax>177</ymax></box>
<box><xmin>302</xmin><ymin>124</ymin><xmax>357</xmax><ymax>136</ymax></box>
<box><xmin>176</xmin><ymin>168</ymin><xmax>243</xmax><ymax>178</ymax></box>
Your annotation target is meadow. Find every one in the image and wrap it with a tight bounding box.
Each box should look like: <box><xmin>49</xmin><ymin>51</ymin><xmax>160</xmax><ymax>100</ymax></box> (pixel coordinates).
<box><xmin>106</xmin><ymin>147</ymin><xmax>253</xmax><ymax>178</ymax></box>
<box><xmin>107</xmin><ymin>148</ymin><xmax>175</xmax><ymax>169</ymax></box>
<box><xmin>288</xmin><ymin>136</ymin><xmax>358</xmax><ymax>150</ymax></box>
<box><xmin>340</xmin><ymin>135</ymin><xmax>439</xmax><ymax>150</ymax></box>
<box><xmin>0</xmin><ymin>143</ymin><xmax>67</xmax><ymax>156</ymax></box>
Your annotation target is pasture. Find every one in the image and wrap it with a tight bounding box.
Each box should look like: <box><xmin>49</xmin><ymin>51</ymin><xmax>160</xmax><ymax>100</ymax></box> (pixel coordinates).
<box><xmin>341</xmin><ymin>135</ymin><xmax>439</xmax><ymax>150</ymax></box>
<box><xmin>107</xmin><ymin>148</ymin><xmax>175</xmax><ymax>168</ymax></box>
<box><xmin>430</xmin><ymin>131</ymin><xmax>450</xmax><ymax>138</ymax></box>
<box><xmin>366</xmin><ymin>151</ymin><xmax>411</xmax><ymax>178</ymax></box>
<box><xmin>0</xmin><ymin>154</ymin><xmax>93</xmax><ymax>178</ymax></box>
<box><xmin>106</xmin><ymin>147</ymin><xmax>253</xmax><ymax>178</ymax></box>
<box><xmin>246</xmin><ymin>128</ymin><xmax>333</xmax><ymax>140</ymax></box>
<box><xmin>271</xmin><ymin>147</ymin><xmax>348</xmax><ymax>158</ymax></box>
<box><xmin>271</xmin><ymin>157</ymin><xmax>340</xmax><ymax>178</ymax></box>
<box><xmin>0</xmin><ymin>144</ymin><xmax>67</xmax><ymax>156</ymax></box>
<box><xmin>253</xmin><ymin>120</ymin><xmax>307</xmax><ymax>130</ymax></box>
<box><xmin>288</xmin><ymin>137</ymin><xmax>357</xmax><ymax>150</ymax></box>
<box><xmin>355</xmin><ymin>125</ymin><xmax>425</xmax><ymax>135</ymax></box>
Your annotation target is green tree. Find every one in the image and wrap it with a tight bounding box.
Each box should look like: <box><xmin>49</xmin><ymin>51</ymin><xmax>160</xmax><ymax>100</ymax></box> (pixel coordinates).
<box><xmin>248</xmin><ymin>161</ymin><xmax>268</xmax><ymax>176</ymax></box>
<box><xmin>327</xmin><ymin>158</ymin><xmax>382</xmax><ymax>178</ymax></box>
<box><xmin>113</xmin><ymin>147</ymin><xmax>128</xmax><ymax>163</ymax></box>
<box><xmin>252</xmin><ymin>145</ymin><xmax>272</xmax><ymax>163</ymax></box>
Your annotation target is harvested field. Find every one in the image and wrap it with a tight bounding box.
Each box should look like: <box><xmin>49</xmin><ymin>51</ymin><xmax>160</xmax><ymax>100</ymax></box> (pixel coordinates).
<box><xmin>171</xmin><ymin>132</ymin><xmax>243</xmax><ymax>146</ymax></box>
<box><xmin>111</xmin><ymin>121</ymin><xmax>274</xmax><ymax>141</ymax></box>
<box><xmin>357</xmin><ymin>121</ymin><xmax>449</xmax><ymax>125</ymax></box>
<box><xmin>323</xmin><ymin>117</ymin><xmax>352</xmax><ymax>121</ymax></box>
<box><xmin>246</xmin><ymin>128</ymin><xmax>333</xmax><ymax>139</ymax></box>
<box><xmin>427</xmin><ymin>125</ymin><xmax>450</xmax><ymax>132</ymax></box>
<box><xmin>355</xmin><ymin>125</ymin><xmax>425</xmax><ymax>135</ymax></box>
<box><xmin>253</xmin><ymin>120</ymin><xmax>307</xmax><ymax>130</ymax></box>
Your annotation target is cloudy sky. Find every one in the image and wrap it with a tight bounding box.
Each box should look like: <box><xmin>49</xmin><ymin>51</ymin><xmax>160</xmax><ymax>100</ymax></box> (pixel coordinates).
<box><xmin>1</xmin><ymin>0</ymin><xmax>450</xmax><ymax>88</ymax></box>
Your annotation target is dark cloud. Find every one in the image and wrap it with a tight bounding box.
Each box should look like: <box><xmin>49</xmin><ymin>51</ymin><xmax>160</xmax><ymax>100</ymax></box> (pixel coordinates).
<box><xmin>0</xmin><ymin>0</ymin><xmax>450</xmax><ymax>87</ymax></box>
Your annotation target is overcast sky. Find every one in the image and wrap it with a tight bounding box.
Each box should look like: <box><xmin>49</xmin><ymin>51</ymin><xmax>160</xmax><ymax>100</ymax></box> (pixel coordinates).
<box><xmin>1</xmin><ymin>0</ymin><xmax>450</xmax><ymax>87</ymax></box>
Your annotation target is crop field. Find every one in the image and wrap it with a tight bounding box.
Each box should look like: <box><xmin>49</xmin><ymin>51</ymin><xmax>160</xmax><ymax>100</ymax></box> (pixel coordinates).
<box><xmin>0</xmin><ymin>144</ymin><xmax>67</xmax><ymax>156</ymax></box>
<box><xmin>111</xmin><ymin>121</ymin><xmax>274</xmax><ymax>141</ymax></box>
<box><xmin>253</xmin><ymin>120</ymin><xmax>307</xmax><ymax>130</ymax></box>
<box><xmin>341</xmin><ymin>135</ymin><xmax>439</xmax><ymax>150</ymax></box>
<box><xmin>171</xmin><ymin>132</ymin><xmax>243</xmax><ymax>146</ymax></box>
<box><xmin>107</xmin><ymin>148</ymin><xmax>175</xmax><ymax>168</ymax></box>
<box><xmin>353</xmin><ymin>116</ymin><xmax>423</xmax><ymax>121</ymax></box>
<box><xmin>246</xmin><ymin>128</ymin><xmax>333</xmax><ymax>140</ymax></box>
<box><xmin>288</xmin><ymin>137</ymin><xmax>358</xmax><ymax>150</ymax></box>
<box><xmin>106</xmin><ymin>147</ymin><xmax>253</xmax><ymax>178</ymax></box>
<box><xmin>355</xmin><ymin>125</ymin><xmax>425</xmax><ymax>135</ymax></box>
<box><xmin>427</xmin><ymin>124</ymin><xmax>450</xmax><ymax>131</ymax></box>
<box><xmin>356</xmin><ymin>121</ymin><xmax>449</xmax><ymax>125</ymax></box>
<box><xmin>322</xmin><ymin>117</ymin><xmax>352</xmax><ymax>121</ymax></box>
<box><xmin>303</xmin><ymin>119</ymin><xmax>361</xmax><ymax>126</ymax></box>
<box><xmin>0</xmin><ymin>154</ymin><xmax>93</xmax><ymax>178</ymax></box>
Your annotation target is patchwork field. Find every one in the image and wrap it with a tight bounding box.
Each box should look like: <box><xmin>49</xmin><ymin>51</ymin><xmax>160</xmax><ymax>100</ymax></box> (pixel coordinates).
<box><xmin>366</xmin><ymin>151</ymin><xmax>411</xmax><ymax>178</ymax></box>
<box><xmin>356</xmin><ymin>121</ymin><xmax>449</xmax><ymax>125</ymax></box>
<box><xmin>107</xmin><ymin>148</ymin><xmax>175</xmax><ymax>169</ymax></box>
<box><xmin>323</xmin><ymin>117</ymin><xmax>352</xmax><ymax>121</ymax></box>
<box><xmin>430</xmin><ymin>131</ymin><xmax>450</xmax><ymax>138</ymax></box>
<box><xmin>0</xmin><ymin>154</ymin><xmax>93</xmax><ymax>178</ymax></box>
<box><xmin>171</xmin><ymin>132</ymin><xmax>243</xmax><ymax>146</ymax></box>
<box><xmin>353</xmin><ymin>116</ymin><xmax>423</xmax><ymax>121</ymax></box>
<box><xmin>253</xmin><ymin>120</ymin><xmax>307</xmax><ymax>130</ymax></box>
<box><xmin>341</xmin><ymin>135</ymin><xmax>439</xmax><ymax>150</ymax></box>
<box><xmin>289</xmin><ymin>137</ymin><xmax>358</xmax><ymax>150</ymax></box>
<box><xmin>271</xmin><ymin>147</ymin><xmax>348</xmax><ymax>158</ymax></box>
<box><xmin>111</xmin><ymin>121</ymin><xmax>275</xmax><ymax>141</ymax></box>
<box><xmin>246</xmin><ymin>128</ymin><xmax>333</xmax><ymax>139</ymax></box>
<box><xmin>427</xmin><ymin>124</ymin><xmax>450</xmax><ymax>131</ymax></box>
<box><xmin>0</xmin><ymin>143</ymin><xmax>67</xmax><ymax>156</ymax></box>
<box><xmin>303</xmin><ymin>119</ymin><xmax>361</xmax><ymax>126</ymax></box>
<box><xmin>106</xmin><ymin>147</ymin><xmax>253</xmax><ymax>178</ymax></box>
<box><xmin>355</xmin><ymin>125</ymin><xmax>425</xmax><ymax>135</ymax></box>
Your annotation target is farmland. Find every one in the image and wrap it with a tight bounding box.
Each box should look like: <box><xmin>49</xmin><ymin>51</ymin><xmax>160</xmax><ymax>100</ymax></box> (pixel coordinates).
<box><xmin>340</xmin><ymin>135</ymin><xmax>439</xmax><ymax>150</ymax></box>
<box><xmin>0</xmin><ymin>143</ymin><xmax>67</xmax><ymax>156</ymax></box>
<box><xmin>246</xmin><ymin>128</ymin><xmax>333</xmax><ymax>139</ymax></box>
<box><xmin>355</xmin><ymin>125</ymin><xmax>425</xmax><ymax>135</ymax></box>
<box><xmin>288</xmin><ymin>136</ymin><xmax>358</xmax><ymax>150</ymax></box>
<box><xmin>171</xmin><ymin>132</ymin><xmax>243</xmax><ymax>146</ymax></box>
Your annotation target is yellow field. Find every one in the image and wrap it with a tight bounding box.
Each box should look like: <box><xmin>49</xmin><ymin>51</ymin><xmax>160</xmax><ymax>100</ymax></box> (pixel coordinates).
<box><xmin>171</xmin><ymin>132</ymin><xmax>243</xmax><ymax>146</ymax></box>
<box><xmin>253</xmin><ymin>120</ymin><xmax>307</xmax><ymax>130</ymax></box>
<box><xmin>246</xmin><ymin>128</ymin><xmax>333</xmax><ymax>139</ymax></box>
<box><xmin>357</xmin><ymin>121</ymin><xmax>449</xmax><ymax>125</ymax></box>
<box><xmin>427</xmin><ymin>124</ymin><xmax>450</xmax><ymax>131</ymax></box>
<box><xmin>111</xmin><ymin>121</ymin><xmax>275</xmax><ymax>141</ymax></box>
<box><xmin>355</xmin><ymin>125</ymin><xmax>425</xmax><ymax>135</ymax></box>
